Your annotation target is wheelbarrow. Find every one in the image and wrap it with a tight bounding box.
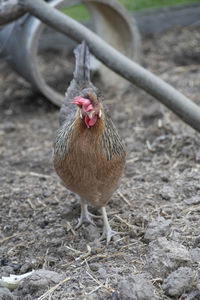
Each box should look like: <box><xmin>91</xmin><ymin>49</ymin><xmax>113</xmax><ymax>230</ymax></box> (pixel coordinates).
<box><xmin>0</xmin><ymin>0</ymin><xmax>141</xmax><ymax>106</ymax></box>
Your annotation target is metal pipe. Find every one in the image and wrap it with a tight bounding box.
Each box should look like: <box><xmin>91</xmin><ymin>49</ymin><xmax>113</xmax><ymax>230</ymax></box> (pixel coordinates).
<box><xmin>0</xmin><ymin>0</ymin><xmax>140</xmax><ymax>106</ymax></box>
<box><xmin>18</xmin><ymin>0</ymin><xmax>200</xmax><ymax>132</ymax></box>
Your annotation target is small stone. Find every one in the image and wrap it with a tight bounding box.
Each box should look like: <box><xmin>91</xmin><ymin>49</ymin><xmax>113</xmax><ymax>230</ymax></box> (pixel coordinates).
<box><xmin>190</xmin><ymin>248</ymin><xmax>200</xmax><ymax>263</ymax></box>
<box><xmin>16</xmin><ymin>270</ymin><xmax>64</xmax><ymax>299</ymax></box>
<box><xmin>0</xmin><ymin>266</ymin><xmax>14</xmax><ymax>277</ymax></box>
<box><xmin>161</xmin><ymin>174</ymin><xmax>169</xmax><ymax>182</ymax></box>
<box><xmin>162</xmin><ymin>267</ymin><xmax>194</xmax><ymax>297</ymax></box>
<box><xmin>169</xmin><ymin>230</ymin><xmax>181</xmax><ymax>241</ymax></box>
<box><xmin>134</xmin><ymin>212</ymin><xmax>150</xmax><ymax>226</ymax></box>
<box><xmin>144</xmin><ymin>217</ymin><xmax>171</xmax><ymax>242</ymax></box>
<box><xmin>0</xmin><ymin>287</ymin><xmax>16</xmax><ymax>300</ymax></box>
<box><xmin>39</xmin><ymin>220</ymin><xmax>49</xmax><ymax>229</ymax></box>
<box><xmin>20</xmin><ymin>263</ymin><xmax>32</xmax><ymax>274</ymax></box>
<box><xmin>145</xmin><ymin>237</ymin><xmax>192</xmax><ymax>278</ymax></box>
<box><xmin>184</xmin><ymin>196</ymin><xmax>200</xmax><ymax>205</ymax></box>
<box><xmin>47</xmin><ymin>227</ymin><xmax>65</xmax><ymax>238</ymax></box>
<box><xmin>1</xmin><ymin>257</ymin><xmax>8</xmax><ymax>266</ymax></box>
<box><xmin>111</xmin><ymin>291</ymin><xmax>119</xmax><ymax>300</ymax></box>
<box><xmin>39</xmin><ymin>177</ymin><xmax>47</xmax><ymax>181</ymax></box>
<box><xmin>185</xmin><ymin>288</ymin><xmax>200</xmax><ymax>300</ymax></box>
<box><xmin>194</xmin><ymin>235</ymin><xmax>200</xmax><ymax>247</ymax></box>
<box><xmin>0</xmin><ymin>122</ymin><xmax>16</xmax><ymax>133</ymax></box>
<box><xmin>82</xmin><ymin>224</ymin><xmax>101</xmax><ymax>242</ymax></box>
<box><xmin>119</xmin><ymin>274</ymin><xmax>158</xmax><ymax>300</ymax></box>
<box><xmin>97</xmin><ymin>268</ymin><xmax>107</xmax><ymax>278</ymax></box>
<box><xmin>159</xmin><ymin>185</ymin><xmax>175</xmax><ymax>200</ymax></box>
<box><xmin>89</xmin><ymin>263</ymin><xmax>99</xmax><ymax>272</ymax></box>
<box><xmin>12</xmin><ymin>264</ymin><xmax>21</xmax><ymax>272</ymax></box>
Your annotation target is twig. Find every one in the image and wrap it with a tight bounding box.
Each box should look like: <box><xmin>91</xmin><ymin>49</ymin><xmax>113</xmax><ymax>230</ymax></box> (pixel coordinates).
<box><xmin>85</xmin><ymin>284</ymin><xmax>102</xmax><ymax>295</ymax></box>
<box><xmin>8</xmin><ymin>241</ymin><xmax>28</xmax><ymax>254</ymax></box>
<box><xmin>117</xmin><ymin>190</ymin><xmax>131</xmax><ymax>206</ymax></box>
<box><xmin>16</xmin><ymin>170</ymin><xmax>51</xmax><ymax>178</ymax></box>
<box><xmin>75</xmin><ymin>245</ymin><xmax>91</xmax><ymax>261</ymax></box>
<box><xmin>114</xmin><ymin>215</ymin><xmax>135</xmax><ymax>229</ymax></box>
<box><xmin>65</xmin><ymin>245</ymin><xmax>82</xmax><ymax>254</ymax></box>
<box><xmin>29</xmin><ymin>171</ymin><xmax>51</xmax><ymax>178</ymax></box>
<box><xmin>126</xmin><ymin>157</ymin><xmax>140</xmax><ymax>164</ymax></box>
<box><xmin>0</xmin><ymin>234</ymin><xmax>18</xmax><ymax>244</ymax></box>
<box><xmin>38</xmin><ymin>277</ymin><xmax>70</xmax><ymax>300</ymax></box>
<box><xmin>85</xmin><ymin>271</ymin><xmax>112</xmax><ymax>295</ymax></box>
<box><xmin>86</xmin><ymin>271</ymin><xmax>101</xmax><ymax>285</ymax></box>
<box><xmin>151</xmin><ymin>277</ymin><xmax>163</xmax><ymax>284</ymax></box>
<box><xmin>66</xmin><ymin>222</ymin><xmax>76</xmax><ymax>236</ymax></box>
<box><xmin>146</xmin><ymin>140</ymin><xmax>153</xmax><ymax>152</ymax></box>
<box><xmin>26</xmin><ymin>198</ymin><xmax>35</xmax><ymax>209</ymax></box>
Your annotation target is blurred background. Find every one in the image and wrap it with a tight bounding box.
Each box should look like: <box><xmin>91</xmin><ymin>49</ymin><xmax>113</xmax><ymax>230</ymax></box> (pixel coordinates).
<box><xmin>63</xmin><ymin>0</ymin><xmax>200</xmax><ymax>19</ymax></box>
<box><xmin>1</xmin><ymin>0</ymin><xmax>200</xmax><ymax>106</ymax></box>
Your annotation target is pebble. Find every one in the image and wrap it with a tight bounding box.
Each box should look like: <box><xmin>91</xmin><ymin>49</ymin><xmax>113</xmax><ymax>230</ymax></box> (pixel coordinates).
<box><xmin>20</xmin><ymin>263</ymin><xmax>33</xmax><ymax>274</ymax></box>
<box><xmin>145</xmin><ymin>237</ymin><xmax>192</xmax><ymax>278</ymax></box>
<box><xmin>97</xmin><ymin>267</ymin><xmax>107</xmax><ymax>278</ymax></box>
<box><xmin>185</xmin><ymin>288</ymin><xmax>200</xmax><ymax>300</ymax></box>
<box><xmin>194</xmin><ymin>235</ymin><xmax>200</xmax><ymax>247</ymax></box>
<box><xmin>89</xmin><ymin>263</ymin><xmax>99</xmax><ymax>272</ymax></box>
<box><xmin>144</xmin><ymin>216</ymin><xmax>171</xmax><ymax>242</ymax></box>
<box><xmin>82</xmin><ymin>224</ymin><xmax>101</xmax><ymax>242</ymax></box>
<box><xmin>184</xmin><ymin>196</ymin><xmax>200</xmax><ymax>205</ymax></box>
<box><xmin>0</xmin><ymin>122</ymin><xmax>16</xmax><ymax>133</ymax></box>
<box><xmin>0</xmin><ymin>287</ymin><xmax>16</xmax><ymax>300</ymax></box>
<box><xmin>119</xmin><ymin>274</ymin><xmax>159</xmax><ymax>300</ymax></box>
<box><xmin>190</xmin><ymin>247</ymin><xmax>200</xmax><ymax>263</ymax></box>
<box><xmin>16</xmin><ymin>269</ymin><xmax>64</xmax><ymax>299</ymax></box>
<box><xmin>162</xmin><ymin>267</ymin><xmax>194</xmax><ymax>297</ymax></box>
<box><xmin>159</xmin><ymin>185</ymin><xmax>175</xmax><ymax>200</ymax></box>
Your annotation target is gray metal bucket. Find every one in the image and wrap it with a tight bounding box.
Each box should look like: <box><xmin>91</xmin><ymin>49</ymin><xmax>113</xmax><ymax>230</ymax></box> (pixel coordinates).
<box><xmin>0</xmin><ymin>0</ymin><xmax>140</xmax><ymax>106</ymax></box>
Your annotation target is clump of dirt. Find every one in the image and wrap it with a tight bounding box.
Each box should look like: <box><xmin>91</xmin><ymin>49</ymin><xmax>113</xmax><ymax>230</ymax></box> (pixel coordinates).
<box><xmin>0</xmin><ymin>24</ymin><xmax>200</xmax><ymax>299</ymax></box>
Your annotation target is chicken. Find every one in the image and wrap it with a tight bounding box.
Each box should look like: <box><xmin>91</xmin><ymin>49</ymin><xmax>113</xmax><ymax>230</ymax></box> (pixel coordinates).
<box><xmin>54</xmin><ymin>41</ymin><xmax>126</xmax><ymax>244</ymax></box>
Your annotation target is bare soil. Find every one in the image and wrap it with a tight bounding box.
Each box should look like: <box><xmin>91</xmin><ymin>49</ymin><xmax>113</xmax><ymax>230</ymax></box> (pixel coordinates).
<box><xmin>0</xmin><ymin>24</ymin><xmax>200</xmax><ymax>300</ymax></box>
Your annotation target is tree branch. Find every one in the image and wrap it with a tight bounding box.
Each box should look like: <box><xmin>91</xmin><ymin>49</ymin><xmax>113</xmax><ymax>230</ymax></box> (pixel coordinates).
<box><xmin>2</xmin><ymin>0</ymin><xmax>200</xmax><ymax>132</ymax></box>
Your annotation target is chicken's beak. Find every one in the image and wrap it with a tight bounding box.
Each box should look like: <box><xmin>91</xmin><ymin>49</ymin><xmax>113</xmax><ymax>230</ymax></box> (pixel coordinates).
<box><xmin>86</xmin><ymin>110</ymin><xmax>95</xmax><ymax>119</ymax></box>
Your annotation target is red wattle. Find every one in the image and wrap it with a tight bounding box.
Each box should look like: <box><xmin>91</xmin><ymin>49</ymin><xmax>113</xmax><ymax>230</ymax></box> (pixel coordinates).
<box><xmin>85</xmin><ymin>114</ymin><xmax>97</xmax><ymax>128</ymax></box>
<box><xmin>85</xmin><ymin>115</ymin><xmax>90</xmax><ymax>128</ymax></box>
<box><xmin>89</xmin><ymin>114</ymin><xmax>97</xmax><ymax>127</ymax></box>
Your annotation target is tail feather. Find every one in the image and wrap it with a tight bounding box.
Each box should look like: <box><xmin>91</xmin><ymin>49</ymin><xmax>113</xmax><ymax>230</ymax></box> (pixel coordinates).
<box><xmin>59</xmin><ymin>41</ymin><xmax>93</xmax><ymax>125</ymax></box>
<box><xmin>73</xmin><ymin>40</ymin><xmax>91</xmax><ymax>83</ymax></box>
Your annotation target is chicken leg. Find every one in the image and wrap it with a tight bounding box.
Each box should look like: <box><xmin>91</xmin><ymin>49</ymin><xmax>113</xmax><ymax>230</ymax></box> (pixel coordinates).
<box><xmin>101</xmin><ymin>206</ymin><xmax>116</xmax><ymax>245</ymax></box>
<box><xmin>75</xmin><ymin>198</ymin><xmax>95</xmax><ymax>229</ymax></box>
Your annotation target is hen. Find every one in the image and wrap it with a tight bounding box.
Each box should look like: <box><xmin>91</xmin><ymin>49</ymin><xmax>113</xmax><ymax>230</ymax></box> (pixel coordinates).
<box><xmin>54</xmin><ymin>41</ymin><xmax>126</xmax><ymax>244</ymax></box>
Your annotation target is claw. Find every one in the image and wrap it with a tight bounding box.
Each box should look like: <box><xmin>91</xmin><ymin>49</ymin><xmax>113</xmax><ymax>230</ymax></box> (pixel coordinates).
<box><xmin>75</xmin><ymin>201</ymin><xmax>116</xmax><ymax>245</ymax></box>
<box><xmin>75</xmin><ymin>213</ymin><xmax>95</xmax><ymax>229</ymax></box>
<box><xmin>100</xmin><ymin>226</ymin><xmax>116</xmax><ymax>245</ymax></box>
<box><xmin>75</xmin><ymin>199</ymin><xmax>95</xmax><ymax>229</ymax></box>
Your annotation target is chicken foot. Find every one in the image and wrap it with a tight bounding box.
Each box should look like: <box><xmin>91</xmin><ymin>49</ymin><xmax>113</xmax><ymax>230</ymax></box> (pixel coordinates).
<box><xmin>101</xmin><ymin>206</ymin><xmax>116</xmax><ymax>245</ymax></box>
<box><xmin>75</xmin><ymin>198</ymin><xmax>95</xmax><ymax>229</ymax></box>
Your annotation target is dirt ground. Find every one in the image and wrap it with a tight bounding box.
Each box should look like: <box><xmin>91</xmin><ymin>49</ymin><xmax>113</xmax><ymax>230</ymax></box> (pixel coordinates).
<box><xmin>0</xmin><ymin>23</ymin><xmax>200</xmax><ymax>300</ymax></box>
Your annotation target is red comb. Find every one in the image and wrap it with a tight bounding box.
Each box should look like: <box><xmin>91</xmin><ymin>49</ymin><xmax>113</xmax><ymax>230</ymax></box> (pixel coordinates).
<box><xmin>72</xmin><ymin>97</ymin><xmax>93</xmax><ymax>112</ymax></box>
